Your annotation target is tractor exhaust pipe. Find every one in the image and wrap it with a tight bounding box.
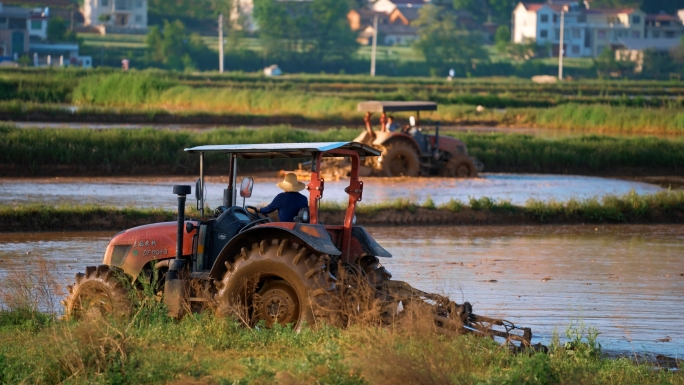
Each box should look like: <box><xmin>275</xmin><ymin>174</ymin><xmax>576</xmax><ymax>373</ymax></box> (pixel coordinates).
<box><xmin>165</xmin><ymin>185</ymin><xmax>192</xmax><ymax>317</ymax></box>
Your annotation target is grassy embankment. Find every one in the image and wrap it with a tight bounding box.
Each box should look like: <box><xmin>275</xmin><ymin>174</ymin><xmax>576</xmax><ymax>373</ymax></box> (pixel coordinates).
<box><xmin>0</xmin><ymin>261</ymin><xmax>681</xmax><ymax>384</ymax></box>
<box><xmin>2</xmin><ymin>310</ymin><xmax>681</xmax><ymax>385</ymax></box>
<box><xmin>2</xmin><ymin>70</ymin><xmax>684</xmax><ymax>133</ymax></box>
<box><xmin>1</xmin><ymin>124</ymin><xmax>683</xmax><ymax>177</ymax></box>
<box><xmin>2</xmin><ymin>191</ymin><xmax>683</xmax><ymax>231</ymax></box>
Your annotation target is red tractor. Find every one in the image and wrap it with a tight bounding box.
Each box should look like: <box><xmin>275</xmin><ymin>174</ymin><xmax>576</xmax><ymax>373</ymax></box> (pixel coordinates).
<box><xmin>354</xmin><ymin>101</ymin><xmax>483</xmax><ymax>178</ymax></box>
<box><xmin>64</xmin><ymin>142</ymin><xmax>536</xmax><ymax>348</ymax></box>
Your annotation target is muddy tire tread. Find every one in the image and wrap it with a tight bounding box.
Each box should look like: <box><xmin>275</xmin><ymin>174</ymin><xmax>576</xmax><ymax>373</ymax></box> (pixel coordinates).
<box><xmin>215</xmin><ymin>238</ymin><xmax>335</xmax><ymax>328</ymax></box>
<box><xmin>378</xmin><ymin>140</ymin><xmax>421</xmax><ymax>177</ymax></box>
<box><xmin>63</xmin><ymin>264</ymin><xmax>132</xmax><ymax>321</ymax></box>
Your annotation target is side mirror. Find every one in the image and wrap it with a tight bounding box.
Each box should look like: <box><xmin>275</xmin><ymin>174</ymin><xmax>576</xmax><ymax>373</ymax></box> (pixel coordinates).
<box><xmin>195</xmin><ymin>178</ymin><xmax>201</xmax><ymax>201</ymax></box>
<box><xmin>240</xmin><ymin>177</ymin><xmax>254</xmax><ymax>198</ymax></box>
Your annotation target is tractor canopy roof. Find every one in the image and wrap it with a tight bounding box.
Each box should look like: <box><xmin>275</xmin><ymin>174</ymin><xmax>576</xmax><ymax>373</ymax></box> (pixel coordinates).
<box><xmin>184</xmin><ymin>142</ymin><xmax>381</xmax><ymax>159</ymax></box>
<box><xmin>357</xmin><ymin>101</ymin><xmax>437</xmax><ymax>113</ymax></box>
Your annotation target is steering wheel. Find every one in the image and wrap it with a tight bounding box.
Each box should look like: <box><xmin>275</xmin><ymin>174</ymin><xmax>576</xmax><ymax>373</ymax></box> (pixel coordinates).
<box><xmin>245</xmin><ymin>205</ymin><xmax>268</xmax><ymax>220</ymax></box>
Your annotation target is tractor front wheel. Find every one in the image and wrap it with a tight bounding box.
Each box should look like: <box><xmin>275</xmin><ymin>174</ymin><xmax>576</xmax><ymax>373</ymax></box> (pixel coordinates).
<box><xmin>63</xmin><ymin>265</ymin><xmax>132</xmax><ymax>321</ymax></box>
<box><xmin>379</xmin><ymin>141</ymin><xmax>420</xmax><ymax>177</ymax></box>
<box><xmin>215</xmin><ymin>239</ymin><xmax>336</xmax><ymax>329</ymax></box>
<box><xmin>440</xmin><ymin>155</ymin><xmax>477</xmax><ymax>178</ymax></box>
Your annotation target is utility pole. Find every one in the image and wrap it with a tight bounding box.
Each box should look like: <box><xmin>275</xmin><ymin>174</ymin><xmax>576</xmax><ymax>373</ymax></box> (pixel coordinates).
<box><xmin>218</xmin><ymin>13</ymin><xmax>224</xmax><ymax>73</ymax></box>
<box><xmin>558</xmin><ymin>9</ymin><xmax>565</xmax><ymax>80</ymax></box>
<box><xmin>370</xmin><ymin>15</ymin><xmax>378</xmax><ymax>77</ymax></box>
<box><xmin>70</xmin><ymin>3</ymin><xmax>75</xmax><ymax>32</ymax></box>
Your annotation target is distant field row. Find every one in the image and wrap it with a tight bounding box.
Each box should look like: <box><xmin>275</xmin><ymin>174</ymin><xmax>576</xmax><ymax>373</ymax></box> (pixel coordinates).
<box><xmin>4</xmin><ymin>66</ymin><xmax>683</xmax><ymax>88</ymax></box>
<box><xmin>1</xmin><ymin>125</ymin><xmax>682</xmax><ymax>177</ymax></box>
<box><xmin>2</xmin><ymin>69</ymin><xmax>684</xmax><ymax>110</ymax></box>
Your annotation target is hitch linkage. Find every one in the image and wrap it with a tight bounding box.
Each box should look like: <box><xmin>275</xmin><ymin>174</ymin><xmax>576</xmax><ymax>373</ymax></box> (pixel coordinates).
<box><xmin>382</xmin><ymin>280</ymin><xmax>547</xmax><ymax>352</ymax></box>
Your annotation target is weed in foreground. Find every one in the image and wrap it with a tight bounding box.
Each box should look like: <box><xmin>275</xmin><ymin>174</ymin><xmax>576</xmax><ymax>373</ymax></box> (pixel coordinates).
<box><xmin>0</xmin><ymin>257</ymin><xmax>62</xmax><ymax>328</ymax></box>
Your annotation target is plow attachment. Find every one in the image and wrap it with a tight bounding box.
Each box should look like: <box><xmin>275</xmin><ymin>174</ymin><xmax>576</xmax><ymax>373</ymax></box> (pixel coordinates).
<box><xmin>380</xmin><ymin>280</ymin><xmax>547</xmax><ymax>352</ymax></box>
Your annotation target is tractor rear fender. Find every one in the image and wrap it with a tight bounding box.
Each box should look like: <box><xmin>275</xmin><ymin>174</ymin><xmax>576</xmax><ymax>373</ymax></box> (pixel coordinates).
<box><xmin>428</xmin><ymin>135</ymin><xmax>468</xmax><ymax>156</ymax></box>
<box><xmin>354</xmin><ymin>131</ymin><xmax>422</xmax><ymax>156</ymax></box>
<box><xmin>208</xmin><ymin>223</ymin><xmax>342</xmax><ymax>280</ymax></box>
<box><xmin>351</xmin><ymin>226</ymin><xmax>392</xmax><ymax>259</ymax></box>
<box><xmin>324</xmin><ymin>226</ymin><xmax>392</xmax><ymax>264</ymax></box>
<box><xmin>374</xmin><ymin>132</ymin><xmax>421</xmax><ymax>154</ymax></box>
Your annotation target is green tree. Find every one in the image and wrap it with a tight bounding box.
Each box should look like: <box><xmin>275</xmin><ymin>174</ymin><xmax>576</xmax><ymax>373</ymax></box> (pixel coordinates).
<box><xmin>452</xmin><ymin>0</ymin><xmax>515</xmax><ymax>24</ymax></box>
<box><xmin>452</xmin><ymin>0</ymin><xmax>485</xmax><ymax>23</ymax></box>
<box><xmin>148</xmin><ymin>0</ymin><xmax>233</xmax><ymax>21</ymax></box>
<box><xmin>253</xmin><ymin>0</ymin><xmax>357</xmax><ymax>63</ymax></box>
<box><xmin>413</xmin><ymin>4</ymin><xmax>489</xmax><ymax>76</ymax></box>
<box><xmin>47</xmin><ymin>16</ymin><xmax>77</xmax><ymax>42</ymax></box>
<box><xmin>640</xmin><ymin>0</ymin><xmax>684</xmax><ymax>14</ymax></box>
<box><xmin>145</xmin><ymin>20</ymin><xmax>210</xmax><ymax>70</ymax></box>
<box><xmin>670</xmin><ymin>36</ymin><xmax>684</xmax><ymax>64</ymax></box>
<box><xmin>595</xmin><ymin>47</ymin><xmax>634</xmax><ymax>77</ymax></box>
<box><xmin>641</xmin><ymin>48</ymin><xmax>676</xmax><ymax>79</ymax></box>
<box><xmin>487</xmin><ymin>0</ymin><xmax>515</xmax><ymax>24</ymax></box>
<box><xmin>589</xmin><ymin>0</ymin><xmax>640</xmax><ymax>8</ymax></box>
<box><xmin>506</xmin><ymin>38</ymin><xmax>538</xmax><ymax>60</ymax></box>
<box><xmin>495</xmin><ymin>25</ymin><xmax>510</xmax><ymax>54</ymax></box>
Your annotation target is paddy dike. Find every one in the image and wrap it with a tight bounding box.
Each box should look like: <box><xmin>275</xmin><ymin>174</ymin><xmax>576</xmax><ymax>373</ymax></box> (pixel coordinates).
<box><xmin>2</xmin><ymin>174</ymin><xmax>682</xmax><ymax>231</ymax></box>
<box><xmin>2</xmin><ymin>204</ymin><xmax>684</xmax><ymax>233</ymax></box>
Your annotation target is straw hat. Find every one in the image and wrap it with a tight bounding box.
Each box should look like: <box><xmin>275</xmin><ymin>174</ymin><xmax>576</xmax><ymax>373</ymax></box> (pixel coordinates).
<box><xmin>276</xmin><ymin>172</ymin><xmax>306</xmax><ymax>192</ymax></box>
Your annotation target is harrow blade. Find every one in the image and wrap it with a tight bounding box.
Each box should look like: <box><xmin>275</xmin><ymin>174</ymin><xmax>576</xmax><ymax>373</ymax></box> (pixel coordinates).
<box><xmin>382</xmin><ymin>280</ymin><xmax>546</xmax><ymax>352</ymax></box>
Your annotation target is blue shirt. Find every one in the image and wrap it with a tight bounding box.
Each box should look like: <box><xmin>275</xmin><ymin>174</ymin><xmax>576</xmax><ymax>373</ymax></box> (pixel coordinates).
<box><xmin>259</xmin><ymin>192</ymin><xmax>308</xmax><ymax>222</ymax></box>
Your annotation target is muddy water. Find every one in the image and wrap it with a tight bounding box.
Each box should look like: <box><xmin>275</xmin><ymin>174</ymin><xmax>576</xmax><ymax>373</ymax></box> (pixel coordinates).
<box><xmin>0</xmin><ymin>225</ymin><xmax>682</xmax><ymax>356</ymax></box>
<box><xmin>377</xmin><ymin>225</ymin><xmax>684</xmax><ymax>357</ymax></box>
<box><xmin>0</xmin><ymin>174</ymin><xmax>662</xmax><ymax>209</ymax></box>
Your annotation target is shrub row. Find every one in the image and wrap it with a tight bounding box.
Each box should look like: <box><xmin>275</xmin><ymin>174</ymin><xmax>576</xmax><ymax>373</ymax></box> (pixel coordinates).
<box><xmin>2</xmin><ymin>191</ymin><xmax>682</xmax><ymax>231</ymax></box>
<box><xmin>1</xmin><ymin>125</ymin><xmax>682</xmax><ymax>177</ymax></box>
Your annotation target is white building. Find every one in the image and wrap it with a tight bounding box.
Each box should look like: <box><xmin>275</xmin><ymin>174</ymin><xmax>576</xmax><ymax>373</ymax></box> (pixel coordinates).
<box><xmin>371</xmin><ymin>0</ymin><xmax>427</xmax><ymax>14</ymax></box>
<box><xmin>28</xmin><ymin>7</ymin><xmax>48</xmax><ymax>41</ymax></box>
<box><xmin>83</xmin><ymin>0</ymin><xmax>147</xmax><ymax>32</ymax></box>
<box><xmin>231</xmin><ymin>0</ymin><xmax>257</xmax><ymax>32</ymax></box>
<box><xmin>513</xmin><ymin>1</ymin><xmax>646</xmax><ymax>58</ymax></box>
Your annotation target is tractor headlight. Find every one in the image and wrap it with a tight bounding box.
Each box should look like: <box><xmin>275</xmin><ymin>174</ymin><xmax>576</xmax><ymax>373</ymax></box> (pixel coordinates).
<box><xmin>352</xmin><ymin>215</ymin><xmax>357</xmax><ymax>225</ymax></box>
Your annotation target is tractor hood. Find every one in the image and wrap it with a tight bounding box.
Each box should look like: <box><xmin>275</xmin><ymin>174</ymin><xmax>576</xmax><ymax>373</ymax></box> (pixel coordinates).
<box><xmin>103</xmin><ymin>221</ymin><xmax>198</xmax><ymax>279</ymax></box>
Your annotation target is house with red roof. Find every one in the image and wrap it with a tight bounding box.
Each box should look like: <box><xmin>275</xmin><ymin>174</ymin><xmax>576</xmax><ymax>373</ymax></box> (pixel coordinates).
<box><xmin>513</xmin><ymin>1</ymin><xmax>647</xmax><ymax>58</ymax></box>
<box><xmin>645</xmin><ymin>13</ymin><xmax>684</xmax><ymax>39</ymax></box>
<box><xmin>371</xmin><ymin>0</ymin><xmax>427</xmax><ymax>14</ymax></box>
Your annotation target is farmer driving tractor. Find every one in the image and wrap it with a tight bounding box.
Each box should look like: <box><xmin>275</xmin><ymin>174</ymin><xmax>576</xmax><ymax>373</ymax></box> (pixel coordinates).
<box><xmin>259</xmin><ymin>172</ymin><xmax>308</xmax><ymax>222</ymax></box>
<box><xmin>356</xmin><ymin>101</ymin><xmax>483</xmax><ymax>178</ymax></box>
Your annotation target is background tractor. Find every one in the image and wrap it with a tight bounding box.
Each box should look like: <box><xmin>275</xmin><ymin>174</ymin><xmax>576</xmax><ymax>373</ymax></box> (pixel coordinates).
<box><xmin>354</xmin><ymin>101</ymin><xmax>484</xmax><ymax>178</ymax></box>
<box><xmin>64</xmin><ymin>142</ymin><xmax>537</xmax><ymax>349</ymax></box>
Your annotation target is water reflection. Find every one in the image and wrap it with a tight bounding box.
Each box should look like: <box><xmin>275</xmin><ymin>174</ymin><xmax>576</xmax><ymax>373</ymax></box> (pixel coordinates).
<box><xmin>0</xmin><ymin>174</ymin><xmax>662</xmax><ymax>209</ymax></box>
<box><xmin>0</xmin><ymin>225</ymin><xmax>681</xmax><ymax>356</ymax></box>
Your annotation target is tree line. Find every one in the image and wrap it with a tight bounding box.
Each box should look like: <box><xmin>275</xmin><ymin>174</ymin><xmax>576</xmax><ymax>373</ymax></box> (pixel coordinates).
<box><xmin>56</xmin><ymin>0</ymin><xmax>674</xmax><ymax>78</ymax></box>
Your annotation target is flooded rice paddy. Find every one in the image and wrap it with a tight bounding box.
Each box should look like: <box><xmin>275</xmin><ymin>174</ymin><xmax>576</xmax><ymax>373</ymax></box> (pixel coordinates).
<box><xmin>0</xmin><ymin>225</ymin><xmax>681</xmax><ymax>357</ymax></box>
<box><xmin>0</xmin><ymin>174</ymin><xmax>662</xmax><ymax>209</ymax></box>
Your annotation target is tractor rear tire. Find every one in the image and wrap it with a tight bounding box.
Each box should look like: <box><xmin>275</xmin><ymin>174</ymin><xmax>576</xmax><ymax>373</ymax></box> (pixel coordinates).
<box><xmin>215</xmin><ymin>239</ymin><xmax>336</xmax><ymax>329</ymax></box>
<box><xmin>63</xmin><ymin>265</ymin><xmax>132</xmax><ymax>321</ymax></box>
<box><xmin>440</xmin><ymin>155</ymin><xmax>477</xmax><ymax>178</ymax></box>
<box><xmin>379</xmin><ymin>141</ymin><xmax>420</xmax><ymax>177</ymax></box>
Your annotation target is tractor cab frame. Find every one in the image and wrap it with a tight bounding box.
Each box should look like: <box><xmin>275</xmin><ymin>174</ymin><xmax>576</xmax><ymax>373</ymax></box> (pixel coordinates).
<box><xmin>186</xmin><ymin>142</ymin><xmax>388</xmax><ymax>272</ymax></box>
